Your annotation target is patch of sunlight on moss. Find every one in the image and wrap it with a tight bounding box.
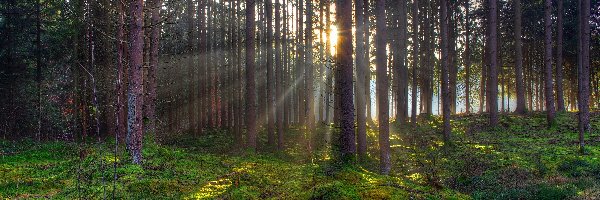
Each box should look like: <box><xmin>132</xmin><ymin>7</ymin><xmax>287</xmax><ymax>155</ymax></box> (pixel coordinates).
<box><xmin>103</xmin><ymin>155</ymin><xmax>119</xmax><ymax>164</ymax></box>
<box><xmin>434</xmin><ymin>140</ymin><xmax>444</xmax><ymax>147</ymax></box>
<box><xmin>407</xmin><ymin>173</ymin><xmax>423</xmax><ymax>182</ymax></box>
<box><xmin>233</xmin><ymin>162</ymin><xmax>256</xmax><ymax>173</ymax></box>
<box><xmin>360</xmin><ymin>172</ymin><xmax>381</xmax><ymax>184</ymax></box>
<box><xmin>473</xmin><ymin>144</ymin><xmax>492</xmax><ymax>150</ymax></box>
<box><xmin>186</xmin><ymin>178</ymin><xmax>232</xmax><ymax>200</ymax></box>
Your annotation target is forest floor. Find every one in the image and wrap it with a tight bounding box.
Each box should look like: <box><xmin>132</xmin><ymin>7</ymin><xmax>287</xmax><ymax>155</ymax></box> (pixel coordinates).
<box><xmin>1</xmin><ymin>112</ymin><xmax>600</xmax><ymax>199</ymax></box>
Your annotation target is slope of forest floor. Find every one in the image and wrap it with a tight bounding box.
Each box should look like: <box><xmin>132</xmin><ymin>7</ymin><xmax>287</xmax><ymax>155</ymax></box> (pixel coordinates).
<box><xmin>1</xmin><ymin>112</ymin><xmax>599</xmax><ymax>199</ymax></box>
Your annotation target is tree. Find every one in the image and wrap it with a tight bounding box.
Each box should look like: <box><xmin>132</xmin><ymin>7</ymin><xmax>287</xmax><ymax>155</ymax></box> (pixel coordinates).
<box><xmin>305</xmin><ymin>0</ymin><xmax>315</xmax><ymax>151</ymax></box>
<box><xmin>127</xmin><ymin>0</ymin><xmax>145</xmax><ymax>164</ymax></box>
<box><xmin>375</xmin><ymin>0</ymin><xmax>390</xmax><ymax>175</ymax></box>
<box><xmin>577</xmin><ymin>0</ymin><xmax>590</xmax><ymax>153</ymax></box>
<box><xmin>556</xmin><ymin>0</ymin><xmax>565</xmax><ymax>112</ymax></box>
<box><xmin>146</xmin><ymin>0</ymin><xmax>161</xmax><ymax>136</ymax></box>
<box><xmin>336</xmin><ymin>0</ymin><xmax>356</xmax><ymax>163</ymax></box>
<box><xmin>355</xmin><ymin>0</ymin><xmax>367</xmax><ymax>161</ymax></box>
<box><xmin>246</xmin><ymin>0</ymin><xmax>257</xmax><ymax>150</ymax></box>
<box><xmin>395</xmin><ymin>0</ymin><xmax>408</xmax><ymax>123</ymax></box>
<box><xmin>411</xmin><ymin>0</ymin><xmax>419</xmax><ymax>125</ymax></box>
<box><xmin>544</xmin><ymin>0</ymin><xmax>555</xmax><ymax>126</ymax></box>
<box><xmin>464</xmin><ymin>0</ymin><xmax>471</xmax><ymax>114</ymax></box>
<box><xmin>488</xmin><ymin>0</ymin><xmax>499</xmax><ymax>126</ymax></box>
<box><xmin>514</xmin><ymin>0</ymin><xmax>526</xmax><ymax>114</ymax></box>
<box><xmin>441</xmin><ymin>0</ymin><xmax>451</xmax><ymax>142</ymax></box>
<box><xmin>266</xmin><ymin>0</ymin><xmax>275</xmax><ymax>147</ymax></box>
<box><xmin>275</xmin><ymin>0</ymin><xmax>284</xmax><ymax>150</ymax></box>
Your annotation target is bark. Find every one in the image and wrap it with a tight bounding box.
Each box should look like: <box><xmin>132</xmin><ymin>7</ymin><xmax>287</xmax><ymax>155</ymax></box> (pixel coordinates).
<box><xmin>147</xmin><ymin>0</ymin><xmax>160</xmax><ymax>135</ymax></box>
<box><xmin>246</xmin><ymin>0</ymin><xmax>257</xmax><ymax>150</ymax></box>
<box><xmin>464</xmin><ymin>0</ymin><xmax>471</xmax><ymax>114</ymax></box>
<box><xmin>266</xmin><ymin>0</ymin><xmax>275</xmax><ymax>147</ymax></box>
<box><xmin>544</xmin><ymin>0</ymin><xmax>556</xmax><ymax>126</ymax></box>
<box><xmin>395</xmin><ymin>0</ymin><xmax>408</xmax><ymax>123</ymax></box>
<box><xmin>514</xmin><ymin>0</ymin><xmax>526</xmax><ymax>114</ymax></box>
<box><xmin>187</xmin><ymin>0</ymin><xmax>196</xmax><ymax>134</ymax></box>
<box><xmin>116</xmin><ymin>0</ymin><xmax>127</xmax><ymax>143</ymax></box>
<box><xmin>556</xmin><ymin>0</ymin><xmax>565</xmax><ymax>112</ymax></box>
<box><xmin>127</xmin><ymin>0</ymin><xmax>144</xmax><ymax>164</ymax></box>
<box><xmin>411</xmin><ymin>0</ymin><xmax>419</xmax><ymax>126</ymax></box>
<box><xmin>375</xmin><ymin>0</ymin><xmax>390</xmax><ymax>175</ymax></box>
<box><xmin>488</xmin><ymin>0</ymin><xmax>498</xmax><ymax>126</ymax></box>
<box><xmin>336</xmin><ymin>0</ymin><xmax>356</xmax><ymax>163</ymax></box>
<box><xmin>441</xmin><ymin>0</ymin><xmax>451</xmax><ymax>142</ymax></box>
<box><xmin>578</xmin><ymin>0</ymin><xmax>590</xmax><ymax>153</ymax></box>
<box><xmin>275</xmin><ymin>0</ymin><xmax>284</xmax><ymax>150</ymax></box>
<box><xmin>305</xmin><ymin>0</ymin><xmax>314</xmax><ymax>150</ymax></box>
<box><xmin>355</xmin><ymin>0</ymin><xmax>367</xmax><ymax>161</ymax></box>
<box><xmin>364</xmin><ymin>0</ymin><xmax>372</xmax><ymax>122</ymax></box>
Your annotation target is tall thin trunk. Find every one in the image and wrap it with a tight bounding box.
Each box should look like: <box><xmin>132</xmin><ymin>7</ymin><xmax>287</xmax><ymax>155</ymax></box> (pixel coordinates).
<box><xmin>411</xmin><ymin>0</ymin><xmax>419</xmax><ymax>125</ymax></box>
<box><xmin>364</xmin><ymin>0</ymin><xmax>372</xmax><ymax>122</ymax></box>
<box><xmin>147</xmin><ymin>0</ymin><xmax>160</xmax><ymax>135</ymax></box>
<box><xmin>187</xmin><ymin>0</ymin><xmax>196</xmax><ymax>134</ymax></box>
<box><xmin>336</xmin><ymin>0</ymin><xmax>356</xmax><ymax>163</ymax></box>
<box><xmin>464</xmin><ymin>0</ymin><xmax>471</xmax><ymax>114</ymax></box>
<box><xmin>514</xmin><ymin>0</ymin><xmax>526</xmax><ymax>114</ymax></box>
<box><xmin>266</xmin><ymin>0</ymin><xmax>275</xmax><ymax>147</ymax></box>
<box><xmin>578</xmin><ymin>0</ymin><xmax>590</xmax><ymax>153</ymax></box>
<box><xmin>275</xmin><ymin>0</ymin><xmax>284</xmax><ymax>150</ymax></box>
<box><xmin>375</xmin><ymin>0</ymin><xmax>390</xmax><ymax>175</ymax></box>
<box><xmin>441</xmin><ymin>0</ymin><xmax>451</xmax><ymax>142</ymax></box>
<box><xmin>355</xmin><ymin>0</ymin><xmax>367</xmax><ymax>161</ymax></box>
<box><xmin>488</xmin><ymin>0</ymin><xmax>498</xmax><ymax>126</ymax></box>
<box><xmin>395</xmin><ymin>0</ymin><xmax>408</xmax><ymax>123</ymax></box>
<box><xmin>556</xmin><ymin>0</ymin><xmax>565</xmax><ymax>112</ymax></box>
<box><xmin>127</xmin><ymin>0</ymin><xmax>144</xmax><ymax>164</ymax></box>
<box><xmin>544</xmin><ymin>0</ymin><xmax>555</xmax><ymax>126</ymax></box>
<box><xmin>246</xmin><ymin>0</ymin><xmax>257</xmax><ymax>150</ymax></box>
<box><xmin>305</xmin><ymin>0</ymin><xmax>314</xmax><ymax>150</ymax></box>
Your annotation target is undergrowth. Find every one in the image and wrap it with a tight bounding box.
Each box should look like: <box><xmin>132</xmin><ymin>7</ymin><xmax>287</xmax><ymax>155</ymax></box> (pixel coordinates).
<box><xmin>1</xmin><ymin>112</ymin><xmax>598</xmax><ymax>199</ymax></box>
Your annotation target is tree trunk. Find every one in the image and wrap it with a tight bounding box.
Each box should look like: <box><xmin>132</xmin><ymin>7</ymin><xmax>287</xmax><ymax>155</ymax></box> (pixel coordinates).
<box><xmin>266</xmin><ymin>0</ymin><xmax>275</xmax><ymax>147</ymax></box>
<box><xmin>441</xmin><ymin>0</ymin><xmax>451</xmax><ymax>142</ymax></box>
<box><xmin>246</xmin><ymin>0</ymin><xmax>257</xmax><ymax>150</ymax></box>
<box><xmin>578</xmin><ymin>0</ymin><xmax>590</xmax><ymax>153</ymax></box>
<box><xmin>395</xmin><ymin>0</ymin><xmax>408</xmax><ymax>123</ymax></box>
<box><xmin>544</xmin><ymin>0</ymin><xmax>555</xmax><ymax>126</ymax></box>
<box><xmin>375</xmin><ymin>0</ymin><xmax>390</xmax><ymax>175</ymax></box>
<box><xmin>127</xmin><ymin>0</ymin><xmax>144</xmax><ymax>164</ymax></box>
<box><xmin>514</xmin><ymin>0</ymin><xmax>526</xmax><ymax>114</ymax></box>
<box><xmin>488</xmin><ymin>0</ymin><xmax>498</xmax><ymax>126</ymax></box>
<box><xmin>556</xmin><ymin>0</ymin><xmax>565</xmax><ymax>112</ymax></box>
<box><xmin>336</xmin><ymin>0</ymin><xmax>356</xmax><ymax>164</ymax></box>
<box><xmin>411</xmin><ymin>0</ymin><xmax>419</xmax><ymax>125</ymax></box>
<box><xmin>147</xmin><ymin>0</ymin><xmax>160</xmax><ymax>136</ymax></box>
<box><xmin>464</xmin><ymin>0</ymin><xmax>471</xmax><ymax>114</ymax></box>
<box><xmin>355</xmin><ymin>0</ymin><xmax>367</xmax><ymax>161</ymax></box>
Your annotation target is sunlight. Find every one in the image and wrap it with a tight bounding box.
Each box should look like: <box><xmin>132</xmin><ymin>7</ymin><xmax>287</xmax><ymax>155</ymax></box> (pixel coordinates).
<box><xmin>330</xmin><ymin>26</ymin><xmax>338</xmax><ymax>55</ymax></box>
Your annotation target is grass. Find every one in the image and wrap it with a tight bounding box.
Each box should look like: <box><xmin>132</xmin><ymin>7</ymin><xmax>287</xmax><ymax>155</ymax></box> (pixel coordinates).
<box><xmin>1</xmin><ymin>112</ymin><xmax>598</xmax><ymax>199</ymax></box>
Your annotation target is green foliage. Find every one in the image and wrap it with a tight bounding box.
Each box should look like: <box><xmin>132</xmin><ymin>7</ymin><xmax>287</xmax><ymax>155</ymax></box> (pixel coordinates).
<box><xmin>1</xmin><ymin>112</ymin><xmax>599</xmax><ymax>199</ymax></box>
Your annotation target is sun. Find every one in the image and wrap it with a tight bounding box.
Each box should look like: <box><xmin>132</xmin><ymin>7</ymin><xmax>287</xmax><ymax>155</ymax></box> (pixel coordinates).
<box><xmin>329</xmin><ymin>25</ymin><xmax>338</xmax><ymax>55</ymax></box>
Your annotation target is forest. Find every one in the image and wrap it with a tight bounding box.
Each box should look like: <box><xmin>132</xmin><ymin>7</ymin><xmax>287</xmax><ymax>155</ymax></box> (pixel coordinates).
<box><xmin>1</xmin><ymin>0</ymin><xmax>600</xmax><ymax>199</ymax></box>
